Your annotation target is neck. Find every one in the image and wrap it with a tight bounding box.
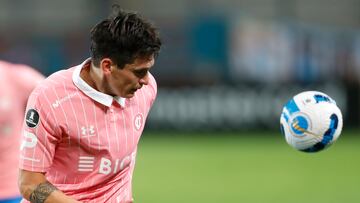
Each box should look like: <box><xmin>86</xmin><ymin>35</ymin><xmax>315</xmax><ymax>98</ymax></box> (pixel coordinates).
<box><xmin>80</xmin><ymin>62</ymin><xmax>101</xmax><ymax>92</ymax></box>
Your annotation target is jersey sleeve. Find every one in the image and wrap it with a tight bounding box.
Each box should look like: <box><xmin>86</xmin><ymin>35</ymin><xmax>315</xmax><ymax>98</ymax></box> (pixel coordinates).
<box><xmin>19</xmin><ymin>87</ymin><xmax>61</xmax><ymax>172</ymax></box>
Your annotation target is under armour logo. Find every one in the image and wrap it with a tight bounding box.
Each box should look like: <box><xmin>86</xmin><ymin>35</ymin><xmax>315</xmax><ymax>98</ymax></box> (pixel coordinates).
<box><xmin>81</xmin><ymin>125</ymin><xmax>95</xmax><ymax>137</ymax></box>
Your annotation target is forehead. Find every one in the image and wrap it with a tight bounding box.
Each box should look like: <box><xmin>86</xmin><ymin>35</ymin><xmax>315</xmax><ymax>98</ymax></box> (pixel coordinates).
<box><xmin>128</xmin><ymin>57</ymin><xmax>155</xmax><ymax>69</ymax></box>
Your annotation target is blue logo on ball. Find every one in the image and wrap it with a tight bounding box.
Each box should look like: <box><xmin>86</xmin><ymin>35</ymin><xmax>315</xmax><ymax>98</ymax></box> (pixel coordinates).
<box><xmin>290</xmin><ymin>115</ymin><xmax>308</xmax><ymax>135</ymax></box>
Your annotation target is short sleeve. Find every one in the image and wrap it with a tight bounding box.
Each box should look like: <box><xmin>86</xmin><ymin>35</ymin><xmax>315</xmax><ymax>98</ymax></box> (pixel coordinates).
<box><xmin>19</xmin><ymin>87</ymin><xmax>60</xmax><ymax>172</ymax></box>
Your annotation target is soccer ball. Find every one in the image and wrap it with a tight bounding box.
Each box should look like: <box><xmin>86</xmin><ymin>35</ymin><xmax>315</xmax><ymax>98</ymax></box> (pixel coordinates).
<box><xmin>280</xmin><ymin>91</ymin><xmax>343</xmax><ymax>152</ymax></box>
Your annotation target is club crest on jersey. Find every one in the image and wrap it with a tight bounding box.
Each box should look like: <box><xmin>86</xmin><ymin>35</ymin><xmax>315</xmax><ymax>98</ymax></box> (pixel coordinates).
<box><xmin>25</xmin><ymin>109</ymin><xmax>40</xmax><ymax>128</ymax></box>
<box><xmin>134</xmin><ymin>113</ymin><xmax>144</xmax><ymax>131</ymax></box>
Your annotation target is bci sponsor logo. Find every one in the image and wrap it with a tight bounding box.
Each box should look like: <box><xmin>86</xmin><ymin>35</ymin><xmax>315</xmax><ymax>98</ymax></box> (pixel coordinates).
<box><xmin>78</xmin><ymin>152</ymin><xmax>136</xmax><ymax>175</ymax></box>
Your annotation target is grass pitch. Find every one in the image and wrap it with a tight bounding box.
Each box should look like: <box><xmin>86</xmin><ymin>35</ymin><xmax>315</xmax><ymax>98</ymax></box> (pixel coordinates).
<box><xmin>133</xmin><ymin>129</ymin><xmax>360</xmax><ymax>203</ymax></box>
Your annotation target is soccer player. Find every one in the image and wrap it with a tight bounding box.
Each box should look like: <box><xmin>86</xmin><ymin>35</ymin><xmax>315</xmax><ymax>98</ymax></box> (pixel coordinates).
<box><xmin>18</xmin><ymin>6</ymin><xmax>161</xmax><ymax>203</ymax></box>
<box><xmin>0</xmin><ymin>61</ymin><xmax>44</xmax><ymax>203</ymax></box>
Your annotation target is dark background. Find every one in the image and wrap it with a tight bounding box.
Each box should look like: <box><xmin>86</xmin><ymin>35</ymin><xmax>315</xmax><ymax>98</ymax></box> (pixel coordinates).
<box><xmin>0</xmin><ymin>0</ymin><xmax>359</xmax><ymax>129</ymax></box>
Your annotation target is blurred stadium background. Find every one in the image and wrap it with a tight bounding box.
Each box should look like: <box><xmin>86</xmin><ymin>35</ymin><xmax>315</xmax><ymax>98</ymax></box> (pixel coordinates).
<box><xmin>1</xmin><ymin>0</ymin><xmax>359</xmax><ymax>202</ymax></box>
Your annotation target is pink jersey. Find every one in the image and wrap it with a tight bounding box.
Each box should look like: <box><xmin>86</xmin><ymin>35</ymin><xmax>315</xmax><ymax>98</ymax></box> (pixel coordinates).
<box><xmin>0</xmin><ymin>61</ymin><xmax>43</xmax><ymax>199</ymax></box>
<box><xmin>19</xmin><ymin>58</ymin><xmax>157</xmax><ymax>203</ymax></box>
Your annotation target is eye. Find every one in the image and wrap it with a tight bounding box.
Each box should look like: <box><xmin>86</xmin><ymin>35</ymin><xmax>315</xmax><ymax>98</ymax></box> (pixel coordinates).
<box><xmin>134</xmin><ymin>69</ymin><xmax>148</xmax><ymax>78</ymax></box>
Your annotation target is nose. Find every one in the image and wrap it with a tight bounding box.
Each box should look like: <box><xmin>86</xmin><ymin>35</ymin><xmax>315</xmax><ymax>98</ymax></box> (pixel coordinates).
<box><xmin>139</xmin><ymin>74</ymin><xmax>149</xmax><ymax>86</ymax></box>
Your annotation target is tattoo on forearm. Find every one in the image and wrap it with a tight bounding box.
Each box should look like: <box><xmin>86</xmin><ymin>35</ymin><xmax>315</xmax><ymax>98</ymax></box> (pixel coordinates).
<box><xmin>29</xmin><ymin>181</ymin><xmax>58</xmax><ymax>203</ymax></box>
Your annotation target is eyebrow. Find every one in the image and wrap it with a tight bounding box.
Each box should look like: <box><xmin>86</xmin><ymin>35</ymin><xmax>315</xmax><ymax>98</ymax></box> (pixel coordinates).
<box><xmin>134</xmin><ymin>67</ymin><xmax>150</xmax><ymax>71</ymax></box>
<box><xmin>134</xmin><ymin>66</ymin><xmax>151</xmax><ymax>71</ymax></box>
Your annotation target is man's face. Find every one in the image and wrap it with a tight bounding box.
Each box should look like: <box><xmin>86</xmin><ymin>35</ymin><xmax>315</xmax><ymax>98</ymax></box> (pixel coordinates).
<box><xmin>105</xmin><ymin>56</ymin><xmax>155</xmax><ymax>98</ymax></box>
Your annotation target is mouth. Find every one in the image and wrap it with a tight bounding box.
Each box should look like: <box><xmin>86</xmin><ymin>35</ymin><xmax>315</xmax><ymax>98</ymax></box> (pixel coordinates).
<box><xmin>130</xmin><ymin>88</ymin><xmax>138</xmax><ymax>93</ymax></box>
<box><xmin>128</xmin><ymin>84</ymin><xmax>143</xmax><ymax>95</ymax></box>
<box><xmin>131</xmin><ymin>86</ymin><xmax>142</xmax><ymax>92</ymax></box>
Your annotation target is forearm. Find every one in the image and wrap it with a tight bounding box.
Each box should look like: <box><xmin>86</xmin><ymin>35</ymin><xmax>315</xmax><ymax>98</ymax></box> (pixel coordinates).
<box><xmin>19</xmin><ymin>170</ymin><xmax>81</xmax><ymax>203</ymax></box>
<box><xmin>29</xmin><ymin>181</ymin><xmax>81</xmax><ymax>203</ymax></box>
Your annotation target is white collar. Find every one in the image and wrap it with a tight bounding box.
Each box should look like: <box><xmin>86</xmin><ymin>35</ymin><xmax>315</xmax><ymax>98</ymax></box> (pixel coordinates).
<box><xmin>72</xmin><ymin>58</ymin><xmax>126</xmax><ymax>108</ymax></box>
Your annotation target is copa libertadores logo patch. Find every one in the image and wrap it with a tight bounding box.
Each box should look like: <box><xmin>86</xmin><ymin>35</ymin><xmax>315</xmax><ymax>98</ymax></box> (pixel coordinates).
<box><xmin>25</xmin><ymin>109</ymin><xmax>40</xmax><ymax>128</ymax></box>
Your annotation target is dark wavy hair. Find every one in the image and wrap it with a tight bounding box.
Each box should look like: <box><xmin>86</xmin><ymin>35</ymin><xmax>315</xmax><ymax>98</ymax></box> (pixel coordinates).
<box><xmin>90</xmin><ymin>5</ymin><xmax>161</xmax><ymax>68</ymax></box>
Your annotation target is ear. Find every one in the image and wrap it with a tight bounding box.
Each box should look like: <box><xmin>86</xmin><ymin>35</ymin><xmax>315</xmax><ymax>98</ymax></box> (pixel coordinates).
<box><xmin>100</xmin><ymin>58</ymin><xmax>113</xmax><ymax>75</ymax></box>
